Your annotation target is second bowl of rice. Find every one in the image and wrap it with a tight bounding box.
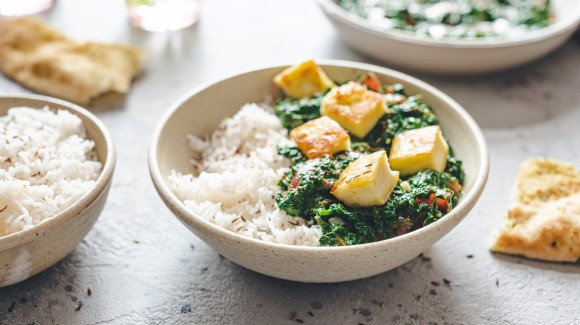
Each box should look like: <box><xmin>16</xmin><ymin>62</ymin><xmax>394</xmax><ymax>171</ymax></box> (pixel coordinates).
<box><xmin>0</xmin><ymin>94</ymin><xmax>115</xmax><ymax>287</ymax></box>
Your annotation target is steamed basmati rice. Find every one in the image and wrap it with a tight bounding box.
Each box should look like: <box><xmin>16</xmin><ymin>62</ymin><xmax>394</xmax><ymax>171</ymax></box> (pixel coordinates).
<box><xmin>0</xmin><ymin>107</ymin><xmax>102</xmax><ymax>237</ymax></box>
<box><xmin>169</xmin><ymin>103</ymin><xmax>322</xmax><ymax>246</ymax></box>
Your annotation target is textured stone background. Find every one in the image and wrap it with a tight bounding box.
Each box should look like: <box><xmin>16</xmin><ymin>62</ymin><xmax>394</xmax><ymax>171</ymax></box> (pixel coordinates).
<box><xmin>1</xmin><ymin>0</ymin><xmax>579</xmax><ymax>324</ymax></box>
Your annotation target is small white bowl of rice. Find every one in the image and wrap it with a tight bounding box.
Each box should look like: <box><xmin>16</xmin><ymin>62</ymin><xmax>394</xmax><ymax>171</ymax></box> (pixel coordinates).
<box><xmin>149</xmin><ymin>60</ymin><xmax>488</xmax><ymax>283</ymax></box>
<box><xmin>0</xmin><ymin>94</ymin><xmax>115</xmax><ymax>287</ymax></box>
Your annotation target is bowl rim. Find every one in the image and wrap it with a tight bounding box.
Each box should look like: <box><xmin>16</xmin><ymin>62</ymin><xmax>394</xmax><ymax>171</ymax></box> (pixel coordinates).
<box><xmin>317</xmin><ymin>0</ymin><xmax>580</xmax><ymax>49</ymax></box>
<box><xmin>149</xmin><ymin>59</ymin><xmax>489</xmax><ymax>254</ymax></box>
<box><xmin>0</xmin><ymin>94</ymin><xmax>116</xmax><ymax>251</ymax></box>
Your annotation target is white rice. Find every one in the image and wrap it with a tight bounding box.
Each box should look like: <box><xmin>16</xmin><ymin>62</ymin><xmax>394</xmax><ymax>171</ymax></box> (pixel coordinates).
<box><xmin>169</xmin><ymin>103</ymin><xmax>322</xmax><ymax>246</ymax></box>
<box><xmin>0</xmin><ymin>107</ymin><xmax>102</xmax><ymax>237</ymax></box>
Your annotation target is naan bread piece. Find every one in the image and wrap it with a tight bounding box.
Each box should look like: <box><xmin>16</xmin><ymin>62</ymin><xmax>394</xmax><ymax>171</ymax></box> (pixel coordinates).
<box><xmin>490</xmin><ymin>158</ymin><xmax>580</xmax><ymax>262</ymax></box>
<box><xmin>0</xmin><ymin>17</ymin><xmax>66</xmax><ymax>53</ymax></box>
<box><xmin>2</xmin><ymin>42</ymin><xmax>118</xmax><ymax>105</ymax></box>
<box><xmin>513</xmin><ymin>158</ymin><xmax>580</xmax><ymax>205</ymax></box>
<box><xmin>70</xmin><ymin>42</ymin><xmax>144</xmax><ymax>93</ymax></box>
<box><xmin>2</xmin><ymin>41</ymin><xmax>145</xmax><ymax>104</ymax></box>
<box><xmin>0</xmin><ymin>17</ymin><xmax>145</xmax><ymax>105</ymax></box>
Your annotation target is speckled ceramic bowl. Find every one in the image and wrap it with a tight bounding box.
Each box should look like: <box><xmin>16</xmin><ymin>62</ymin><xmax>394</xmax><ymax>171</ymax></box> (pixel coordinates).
<box><xmin>318</xmin><ymin>0</ymin><xmax>580</xmax><ymax>74</ymax></box>
<box><xmin>0</xmin><ymin>94</ymin><xmax>115</xmax><ymax>287</ymax></box>
<box><xmin>149</xmin><ymin>60</ymin><xmax>489</xmax><ymax>283</ymax></box>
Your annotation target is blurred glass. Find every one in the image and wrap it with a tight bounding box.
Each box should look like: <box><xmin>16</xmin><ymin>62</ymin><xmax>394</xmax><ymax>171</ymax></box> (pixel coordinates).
<box><xmin>126</xmin><ymin>0</ymin><xmax>200</xmax><ymax>32</ymax></box>
<box><xmin>0</xmin><ymin>0</ymin><xmax>54</xmax><ymax>16</ymax></box>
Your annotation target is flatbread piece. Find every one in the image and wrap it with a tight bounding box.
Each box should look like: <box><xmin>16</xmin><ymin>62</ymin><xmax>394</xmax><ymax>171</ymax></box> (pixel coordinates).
<box><xmin>0</xmin><ymin>17</ymin><xmax>145</xmax><ymax>105</ymax></box>
<box><xmin>490</xmin><ymin>158</ymin><xmax>580</xmax><ymax>262</ymax></box>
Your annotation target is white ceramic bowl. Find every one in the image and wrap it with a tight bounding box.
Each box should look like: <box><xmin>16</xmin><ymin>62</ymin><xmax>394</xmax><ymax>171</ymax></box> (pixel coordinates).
<box><xmin>0</xmin><ymin>94</ymin><xmax>116</xmax><ymax>287</ymax></box>
<box><xmin>318</xmin><ymin>0</ymin><xmax>580</xmax><ymax>74</ymax></box>
<box><xmin>149</xmin><ymin>60</ymin><xmax>489</xmax><ymax>283</ymax></box>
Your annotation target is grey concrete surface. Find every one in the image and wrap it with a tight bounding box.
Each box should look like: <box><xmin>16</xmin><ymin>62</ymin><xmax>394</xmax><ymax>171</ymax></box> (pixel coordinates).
<box><xmin>1</xmin><ymin>0</ymin><xmax>579</xmax><ymax>324</ymax></box>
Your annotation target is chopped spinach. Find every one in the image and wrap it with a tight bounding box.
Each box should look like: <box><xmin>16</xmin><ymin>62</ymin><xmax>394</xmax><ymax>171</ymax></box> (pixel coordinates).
<box><xmin>365</xmin><ymin>94</ymin><xmax>439</xmax><ymax>153</ymax></box>
<box><xmin>274</xmin><ymin>82</ymin><xmax>465</xmax><ymax>246</ymax></box>
<box><xmin>313</xmin><ymin>174</ymin><xmax>455</xmax><ymax>246</ymax></box>
<box><xmin>445</xmin><ymin>156</ymin><xmax>465</xmax><ymax>184</ymax></box>
<box><xmin>338</xmin><ymin>0</ymin><xmax>551</xmax><ymax>39</ymax></box>
<box><xmin>276</xmin><ymin>151</ymin><xmax>360</xmax><ymax>217</ymax></box>
<box><xmin>277</xmin><ymin>145</ymin><xmax>306</xmax><ymax>165</ymax></box>
<box><xmin>274</xmin><ymin>94</ymin><xmax>324</xmax><ymax>130</ymax></box>
<box><xmin>277</xmin><ymin>146</ymin><xmax>462</xmax><ymax>246</ymax></box>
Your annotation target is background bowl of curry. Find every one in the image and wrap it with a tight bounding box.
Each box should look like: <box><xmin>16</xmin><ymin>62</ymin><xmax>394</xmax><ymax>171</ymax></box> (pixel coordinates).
<box><xmin>149</xmin><ymin>60</ymin><xmax>489</xmax><ymax>283</ymax></box>
<box><xmin>318</xmin><ymin>0</ymin><xmax>580</xmax><ymax>74</ymax></box>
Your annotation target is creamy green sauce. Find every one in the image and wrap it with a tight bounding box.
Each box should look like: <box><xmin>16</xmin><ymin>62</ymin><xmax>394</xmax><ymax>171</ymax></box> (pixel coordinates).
<box><xmin>338</xmin><ymin>0</ymin><xmax>551</xmax><ymax>39</ymax></box>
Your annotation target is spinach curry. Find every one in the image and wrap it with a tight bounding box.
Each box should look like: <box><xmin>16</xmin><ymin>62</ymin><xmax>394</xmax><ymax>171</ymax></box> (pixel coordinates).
<box><xmin>273</xmin><ymin>73</ymin><xmax>465</xmax><ymax>247</ymax></box>
<box><xmin>338</xmin><ymin>0</ymin><xmax>551</xmax><ymax>39</ymax></box>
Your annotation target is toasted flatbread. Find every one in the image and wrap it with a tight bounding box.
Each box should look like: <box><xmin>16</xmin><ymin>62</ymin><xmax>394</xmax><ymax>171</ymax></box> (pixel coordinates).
<box><xmin>0</xmin><ymin>16</ymin><xmax>66</xmax><ymax>52</ymax></box>
<box><xmin>490</xmin><ymin>158</ymin><xmax>580</xmax><ymax>262</ymax></box>
<box><xmin>0</xmin><ymin>17</ymin><xmax>145</xmax><ymax>105</ymax></box>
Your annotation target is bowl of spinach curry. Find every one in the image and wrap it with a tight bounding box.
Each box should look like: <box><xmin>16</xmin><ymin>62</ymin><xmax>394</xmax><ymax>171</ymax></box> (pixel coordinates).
<box><xmin>150</xmin><ymin>60</ymin><xmax>489</xmax><ymax>282</ymax></box>
<box><xmin>318</xmin><ymin>0</ymin><xmax>580</xmax><ymax>74</ymax></box>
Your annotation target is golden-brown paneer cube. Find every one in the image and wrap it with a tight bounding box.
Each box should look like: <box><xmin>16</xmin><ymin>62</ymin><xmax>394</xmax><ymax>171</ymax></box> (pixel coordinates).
<box><xmin>289</xmin><ymin>116</ymin><xmax>350</xmax><ymax>159</ymax></box>
<box><xmin>388</xmin><ymin>125</ymin><xmax>449</xmax><ymax>176</ymax></box>
<box><xmin>273</xmin><ymin>60</ymin><xmax>336</xmax><ymax>99</ymax></box>
<box><xmin>320</xmin><ymin>82</ymin><xmax>386</xmax><ymax>138</ymax></box>
<box><xmin>331</xmin><ymin>151</ymin><xmax>399</xmax><ymax>207</ymax></box>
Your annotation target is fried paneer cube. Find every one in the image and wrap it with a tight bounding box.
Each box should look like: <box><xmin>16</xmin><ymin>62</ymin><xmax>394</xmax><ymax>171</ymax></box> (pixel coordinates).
<box><xmin>289</xmin><ymin>116</ymin><xmax>350</xmax><ymax>159</ymax></box>
<box><xmin>388</xmin><ymin>125</ymin><xmax>449</xmax><ymax>176</ymax></box>
<box><xmin>273</xmin><ymin>60</ymin><xmax>336</xmax><ymax>99</ymax></box>
<box><xmin>320</xmin><ymin>82</ymin><xmax>386</xmax><ymax>138</ymax></box>
<box><xmin>331</xmin><ymin>151</ymin><xmax>399</xmax><ymax>207</ymax></box>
